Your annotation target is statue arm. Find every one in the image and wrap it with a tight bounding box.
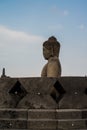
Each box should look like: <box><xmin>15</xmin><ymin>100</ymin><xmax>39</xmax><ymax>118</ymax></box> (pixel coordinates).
<box><xmin>41</xmin><ymin>63</ymin><xmax>47</xmax><ymax>77</ymax></box>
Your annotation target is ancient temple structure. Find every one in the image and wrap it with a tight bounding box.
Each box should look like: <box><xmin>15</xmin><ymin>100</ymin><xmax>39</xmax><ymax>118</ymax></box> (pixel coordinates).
<box><xmin>0</xmin><ymin>36</ymin><xmax>87</xmax><ymax>130</ymax></box>
<box><xmin>0</xmin><ymin>76</ymin><xmax>87</xmax><ymax>130</ymax></box>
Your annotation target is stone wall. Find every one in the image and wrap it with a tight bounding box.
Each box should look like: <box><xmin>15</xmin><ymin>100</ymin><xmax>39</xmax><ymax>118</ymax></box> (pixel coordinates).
<box><xmin>0</xmin><ymin>77</ymin><xmax>87</xmax><ymax>129</ymax></box>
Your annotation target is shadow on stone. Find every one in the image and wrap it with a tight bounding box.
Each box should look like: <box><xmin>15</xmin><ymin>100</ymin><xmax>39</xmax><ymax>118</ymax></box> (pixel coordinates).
<box><xmin>51</xmin><ymin>81</ymin><xmax>66</xmax><ymax>103</ymax></box>
<box><xmin>9</xmin><ymin>80</ymin><xmax>27</xmax><ymax>107</ymax></box>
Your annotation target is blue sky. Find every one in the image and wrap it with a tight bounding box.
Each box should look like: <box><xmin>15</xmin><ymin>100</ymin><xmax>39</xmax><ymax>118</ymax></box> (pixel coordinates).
<box><xmin>0</xmin><ymin>0</ymin><xmax>87</xmax><ymax>77</ymax></box>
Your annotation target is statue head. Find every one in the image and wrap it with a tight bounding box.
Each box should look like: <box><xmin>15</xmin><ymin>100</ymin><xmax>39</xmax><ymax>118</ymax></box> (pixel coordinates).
<box><xmin>43</xmin><ymin>36</ymin><xmax>60</xmax><ymax>60</ymax></box>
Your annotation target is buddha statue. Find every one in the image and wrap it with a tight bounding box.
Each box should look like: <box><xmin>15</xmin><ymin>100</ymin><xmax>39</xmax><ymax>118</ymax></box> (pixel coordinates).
<box><xmin>41</xmin><ymin>36</ymin><xmax>61</xmax><ymax>78</ymax></box>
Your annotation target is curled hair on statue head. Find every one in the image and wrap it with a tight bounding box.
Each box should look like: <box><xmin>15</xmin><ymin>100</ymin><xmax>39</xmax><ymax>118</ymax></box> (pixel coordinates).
<box><xmin>48</xmin><ymin>36</ymin><xmax>57</xmax><ymax>42</ymax></box>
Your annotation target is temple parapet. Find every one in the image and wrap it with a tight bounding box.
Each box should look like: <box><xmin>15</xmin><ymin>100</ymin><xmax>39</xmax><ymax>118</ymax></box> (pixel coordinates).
<box><xmin>0</xmin><ymin>77</ymin><xmax>87</xmax><ymax>129</ymax></box>
<box><xmin>0</xmin><ymin>77</ymin><xmax>87</xmax><ymax>109</ymax></box>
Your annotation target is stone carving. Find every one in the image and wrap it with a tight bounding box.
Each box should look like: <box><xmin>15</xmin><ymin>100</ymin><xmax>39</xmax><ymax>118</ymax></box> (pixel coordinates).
<box><xmin>41</xmin><ymin>36</ymin><xmax>61</xmax><ymax>77</ymax></box>
<box><xmin>1</xmin><ymin>68</ymin><xmax>6</xmax><ymax>78</ymax></box>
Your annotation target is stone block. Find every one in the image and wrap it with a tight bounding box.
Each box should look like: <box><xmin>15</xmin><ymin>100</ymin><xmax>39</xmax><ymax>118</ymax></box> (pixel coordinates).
<box><xmin>56</xmin><ymin>109</ymin><xmax>87</xmax><ymax>119</ymax></box>
<box><xmin>58</xmin><ymin>77</ymin><xmax>87</xmax><ymax>109</ymax></box>
<box><xmin>58</xmin><ymin>119</ymin><xmax>87</xmax><ymax>129</ymax></box>
<box><xmin>0</xmin><ymin>108</ymin><xmax>27</xmax><ymax>119</ymax></box>
<box><xmin>28</xmin><ymin>109</ymin><xmax>56</xmax><ymax>119</ymax></box>
<box><xmin>0</xmin><ymin>78</ymin><xmax>58</xmax><ymax>109</ymax></box>
<box><xmin>0</xmin><ymin>119</ymin><xmax>27</xmax><ymax>129</ymax></box>
<box><xmin>28</xmin><ymin>119</ymin><xmax>57</xmax><ymax>129</ymax></box>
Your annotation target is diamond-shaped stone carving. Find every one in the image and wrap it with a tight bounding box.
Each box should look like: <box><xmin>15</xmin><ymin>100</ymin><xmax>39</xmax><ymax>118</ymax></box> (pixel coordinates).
<box><xmin>9</xmin><ymin>81</ymin><xmax>27</xmax><ymax>107</ymax></box>
<box><xmin>51</xmin><ymin>81</ymin><xmax>66</xmax><ymax>103</ymax></box>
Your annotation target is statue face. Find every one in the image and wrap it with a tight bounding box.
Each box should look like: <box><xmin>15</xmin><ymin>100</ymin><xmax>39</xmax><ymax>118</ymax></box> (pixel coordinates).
<box><xmin>43</xmin><ymin>46</ymin><xmax>51</xmax><ymax>60</ymax></box>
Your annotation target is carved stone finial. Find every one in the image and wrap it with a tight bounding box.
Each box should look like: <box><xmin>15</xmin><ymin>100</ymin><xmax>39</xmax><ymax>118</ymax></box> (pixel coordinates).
<box><xmin>41</xmin><ymin>36</ymin><xmax>61</xmax><ymax>78</ymax></box>
<box><xmin>1</xmin><ymin>68</ymin><xmax>6</xmax><ymax>78</ymax></box>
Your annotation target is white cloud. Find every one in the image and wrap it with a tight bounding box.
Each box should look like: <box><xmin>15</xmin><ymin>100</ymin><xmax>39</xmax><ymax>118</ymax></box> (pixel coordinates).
<box><xmin>0</xmin><ymin>25</ymin><xmax>44</xmax><ymax>44</ymax></box>
<box><xmin>0</xmin><ymin>25</ymin><xmax>45</xmax><ymax>53</ymax></box>
<box><xmin>78</xmin><ymin>24</ymin><xmax>85</xmax><ymax>30</ymax></box>
<box><xmin>0</xmin><ymin>25</ymin><xmax>45</xmax><ymax>77</ymax></box>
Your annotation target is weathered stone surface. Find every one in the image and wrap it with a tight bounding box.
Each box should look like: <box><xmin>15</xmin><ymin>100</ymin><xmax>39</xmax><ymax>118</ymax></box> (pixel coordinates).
<box><xmin>0</xmin><ymin>119</ymin><xmax>27</xmax><ymax>129</ymax></box>
<box><xmin>0</xmin><ymin>108</ymin><xmax>87</xmax><ymax>129</ymax></box>
<box><xmin>56</xmin><ymin>109</ymin><xmax>87</xmax><ymax>119</ymax></box>
<box><xmin>0</xmin><ymin>77</ymin><xmax>87</xmax><ymax>109</ymax></box>
<box><xmin>28</xmin><ymin>119</ymin><xmax>57</xmax><ymax>129</ymax></box>
<box><xmin>0</xmin><ymin>77</ymin><xmax>58</xmax><ymax>109</ymax></box>
<box><xmin>28</xmin><ymin>109</ymin><xmax>56</xmax><ymax>119</ymax></box>
<box><xmin>58</xmin><ymin>77</ymin><xmax>87</xmax><ymax>109</ymax></box>
<box><xmin>0</xmin><ymin>108</ymin><xmax>27</xmax><ymax>129</ymax></box>
<box><xmin>0</xmin><ymin>108</ymin><xmax>27</xmax><ymax>119</ymax></box>
<box><xmin>0</xmin><ymin>77</ymin><xmax>87</xmax><ymax>129</ymax></box>
<box><xmin>17</xmin><ymin>78</ymin><xmax>58</xmax><ymax>109</ymax></box>
<box><xmin>58</xmin><ymin>119</ymin><xmax>87</xmax><ymax>129</ymax></box>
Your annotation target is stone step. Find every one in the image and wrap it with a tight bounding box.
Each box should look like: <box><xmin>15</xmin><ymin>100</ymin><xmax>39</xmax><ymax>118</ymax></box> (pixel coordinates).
<box><xmin>28</xmin><ymin>109</ymin><xmax>56</xmax><ymax>119</ymax></box>
<box><xmin>0</xmin><ymin>109</ymin><xmax>87</xmax><ymax>129</ymax></box>
<box><xmin>0</xmin><ymin>108</ymin><xmax>27</xmax><ymax>119</ymax></box>
<box><xmin>56</xmin><ymin>109</ymin><xmax>87</xmax><ymax>119</ymax></box>
<box><xmin>28</xmin><ymin>119</ymin><xmax>87</xmax><ymax>129</ymax></box>
<box><xmin>0</xmin><ymin>118</ymin><xmax>87</xmax><ymax>129</ymax></box>
<box><xmin>0</xmin><ymin>108</ymin><xmax>87</xmax><ymax>119</ymax></box>
<box><xmin>0</xmin><ymin>119</ymin><xmax>27</xmax><ymax>129</ymax></box>
<box><xmin>28</xmin><ymin>109</ymin><xmax>87</xmax><ymax>119</ymax></box>
<box><xmin>58</xmin><ymin>118</ymin><xmax>87</xmax><ymax>129</ymax></box>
